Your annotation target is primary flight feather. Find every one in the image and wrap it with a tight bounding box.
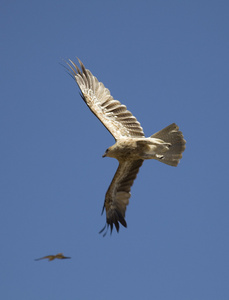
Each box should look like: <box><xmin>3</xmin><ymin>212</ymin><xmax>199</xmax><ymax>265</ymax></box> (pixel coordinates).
<box><xmin>66</xmin><ymin>58</ymin><xmax>186</xmax><ymax>235</ymax></box>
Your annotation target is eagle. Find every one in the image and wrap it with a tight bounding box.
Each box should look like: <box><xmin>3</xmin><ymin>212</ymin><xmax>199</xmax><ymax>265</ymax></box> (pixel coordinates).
<box><xmin>66</xmin><ymin>58</ymin><xmax>186</xmax><ymax>236</ymax></box>
<box><xmin>34</xmin><ymin>253</ymin><xmax>71</xmax><ymax>261</ymax></box>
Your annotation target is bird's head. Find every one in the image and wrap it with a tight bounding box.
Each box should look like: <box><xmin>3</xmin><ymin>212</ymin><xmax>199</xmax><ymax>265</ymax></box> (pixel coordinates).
<box><xmin>102</xmin><ymin>145</ymin><xmax>117</xmax><ymax>158</ymax></box>
<box><xmin>102</xmin><ymin>148</ymin><xmax>110</xmax><ymax>158</ymax></box>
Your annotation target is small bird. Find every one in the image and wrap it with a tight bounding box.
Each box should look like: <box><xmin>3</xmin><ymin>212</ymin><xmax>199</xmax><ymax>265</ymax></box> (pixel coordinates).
<box><xmin>66</xmin><ymin>58</ymin><xmax>186</xmax><ymax>235</ymax></box>
<box><xmin>34</xmin><ymin>253</ymin><xmax>71</xmax><ymax>261</ymax></box>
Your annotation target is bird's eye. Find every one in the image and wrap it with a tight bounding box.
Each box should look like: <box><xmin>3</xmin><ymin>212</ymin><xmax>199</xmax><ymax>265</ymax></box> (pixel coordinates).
<box><xmin>105</xmin><ymin>149</ymin><xmax>109</xmax><ymax>153</ymax></box>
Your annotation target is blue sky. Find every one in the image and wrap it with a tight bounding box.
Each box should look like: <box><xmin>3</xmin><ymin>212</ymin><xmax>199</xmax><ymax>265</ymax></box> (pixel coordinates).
<box><xmin>1</xmin><ymin>0</ymin><xmax>229</xmax><ymax>299</ymax></box>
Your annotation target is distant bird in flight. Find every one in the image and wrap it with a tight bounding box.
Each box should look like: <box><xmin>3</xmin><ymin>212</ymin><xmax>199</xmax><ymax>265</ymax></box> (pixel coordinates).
<box><xmin>66</xmin><ymin>58</ymin><xmax>186</xmax><ymax>236</ymax></box>
<box><xmin>35</xmin><ymin>253</ymin><xmax>71</xmax><ymax>261</ymax></box>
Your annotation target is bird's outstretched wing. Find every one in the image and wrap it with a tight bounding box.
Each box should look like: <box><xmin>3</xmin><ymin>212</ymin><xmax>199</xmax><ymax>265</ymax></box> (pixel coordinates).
<box><xmin>55</xmin><ymin>253</ymin><xmax>71</xmax><ymax>259</ymax></box>
<box><xmin>34</xmin><ymin>255</ymin><xmax>55</xmax><ymax>261</ymax></box>
<box><xmin>35</xmin><ymin>253</ymin><xmax>71</xmax><ymax>261</ymax></box>
<box><xmin>66</xmin><ymin>59</ymin><xmax>145</xmax><ymax>140</ymax></box>
<box><xmin>100</xmin><ymin>159</ymin><xmax>143</xmax><ymax>236</ymax></box>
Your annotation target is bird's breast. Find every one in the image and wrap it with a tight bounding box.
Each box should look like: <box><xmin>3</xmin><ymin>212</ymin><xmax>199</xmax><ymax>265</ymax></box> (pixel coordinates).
<box><xmin>113</xmin><ymin>139</ymin><xmax>146</xmax><ymax>160</ymax></box>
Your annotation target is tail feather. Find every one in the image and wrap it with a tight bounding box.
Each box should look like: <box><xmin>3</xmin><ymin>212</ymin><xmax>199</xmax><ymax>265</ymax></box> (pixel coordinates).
<box><xmin>151</xmin><ymin>123</ymin><xmax>186</xmax><ymax>166</ymax></box>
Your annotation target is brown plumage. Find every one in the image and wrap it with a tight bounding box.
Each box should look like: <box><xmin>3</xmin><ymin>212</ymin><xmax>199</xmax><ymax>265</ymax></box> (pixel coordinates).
<box><xmin>34</xmin><ymin>253</ymin><xmax>71</xmax><ymax>261</ymax></box>
<box><xmin>66</xmin><ymin>58</ymin><xmax>186</xmax><ymax>235</ymax></box>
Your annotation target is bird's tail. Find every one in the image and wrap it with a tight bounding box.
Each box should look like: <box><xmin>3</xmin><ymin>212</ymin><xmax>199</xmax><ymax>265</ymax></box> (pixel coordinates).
<box><xmin>151</xmin><ymin>123</ymin><xmax>186</xmax><ymax>166</ymax></box>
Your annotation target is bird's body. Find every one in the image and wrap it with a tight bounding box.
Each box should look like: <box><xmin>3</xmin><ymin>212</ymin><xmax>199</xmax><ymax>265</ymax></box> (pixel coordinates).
<box><xmin>103</xmin><ymin>136</ymin><xmax>172</xmax><ymax>161</ymax></box>
<box><xmin>66</xmin><ymin>58</ymin><xmax>186</xmax><ymax>235</ymax></box>
<box><xmin>35</xmin><ymin>253</ymin><xmax>71</xmax><ymax>261</ymax></box>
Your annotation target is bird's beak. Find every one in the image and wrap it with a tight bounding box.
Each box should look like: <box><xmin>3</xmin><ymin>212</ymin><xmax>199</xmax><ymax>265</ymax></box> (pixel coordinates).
<box><xmin>102</xmin><ymin>153</ymin><xmax>106</xmax><ymax>158</ymax></box>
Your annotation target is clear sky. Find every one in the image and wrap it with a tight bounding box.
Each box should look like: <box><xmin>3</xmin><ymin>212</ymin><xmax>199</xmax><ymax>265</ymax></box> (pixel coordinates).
<box><xmin>1</xmin><ymin>0</ymin><xmax>229</xmax><ymax>299</ymax></box>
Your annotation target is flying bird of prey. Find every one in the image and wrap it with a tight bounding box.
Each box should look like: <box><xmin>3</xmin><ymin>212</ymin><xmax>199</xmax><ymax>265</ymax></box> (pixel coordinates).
<box><xmin>34</xmin><ymin>253</ymin><xmax>71</xmax><ymax>261</ymax></box>
<box><xmin>66</xmin><ymin>58</ymin><xmax>186</xmax><ymax>235</ymax></box>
